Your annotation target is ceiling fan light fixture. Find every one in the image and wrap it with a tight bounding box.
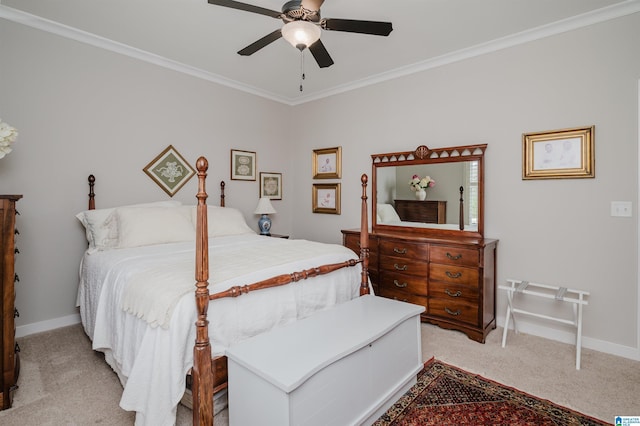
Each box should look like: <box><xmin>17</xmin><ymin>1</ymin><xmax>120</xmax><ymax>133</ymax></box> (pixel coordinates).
<box><xmin>281</xmin><ymin>20</ymin><xmax>321</xmax><ymax>50</ymax></box>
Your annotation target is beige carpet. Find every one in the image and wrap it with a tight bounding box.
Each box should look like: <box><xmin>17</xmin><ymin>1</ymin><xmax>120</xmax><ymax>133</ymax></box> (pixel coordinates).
<box><xmin>0</xmin><ymin>322</ymin><xmax>636</xmax><ymax>425</ymax></box>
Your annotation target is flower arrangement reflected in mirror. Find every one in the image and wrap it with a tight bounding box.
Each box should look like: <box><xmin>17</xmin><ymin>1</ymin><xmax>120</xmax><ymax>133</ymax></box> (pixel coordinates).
<box><xmin>0</xmin><ymin>119</ymin><xmax>18</xmax><ymax>160</ymax></box>
<box><xmin>409</xmin><ymin>174</ymin><xmax>435</xmax><ymax>200</ymax></box>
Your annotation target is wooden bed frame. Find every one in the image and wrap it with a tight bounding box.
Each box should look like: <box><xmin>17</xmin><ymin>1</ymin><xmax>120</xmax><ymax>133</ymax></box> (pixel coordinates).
<box><xmin>87</xmin><ymin>156</ymin><xmax>371</xmax><ymax>425</ymax></box>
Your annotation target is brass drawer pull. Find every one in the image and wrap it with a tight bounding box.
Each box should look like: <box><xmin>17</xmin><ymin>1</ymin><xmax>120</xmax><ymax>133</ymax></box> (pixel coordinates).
<box><xmin>445</xmin><ymin>289</ymin><xmax>462</xmax><ymax>297</ymax></box>
<box><xmin>445</xmin><ymin>271</ymin><xmax>462</xmax><ymax>279</ymax></box>
<box><xmin>445</xmin><ymin>307</ymin><xmax>461</xmax><ymax>316</ymax></box>
<box><xmin>393</xmin><ymin>279</ymin><xmax>408</xmax><ymax>288</ymax></box>
<box><xmin>446</xmin><ymin>252</ymin><xmax>462</xmax><ymax>260</ymax></box>
<box><xmin>394</xmin><ymin>263</ymin><xmax>408</xmax><ymax>271</ymax></box>
<box><xmin>393</xmin><ymin>247</ymin><xmax>407</xmax><ymax>254</ymax></box>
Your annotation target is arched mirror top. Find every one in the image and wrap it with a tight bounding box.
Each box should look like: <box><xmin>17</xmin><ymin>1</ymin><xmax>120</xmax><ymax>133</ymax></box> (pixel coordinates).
<box><xmin>372</xmin><ymin>144</ymin><xmax>487</xmax><ymax>239</ymax></box>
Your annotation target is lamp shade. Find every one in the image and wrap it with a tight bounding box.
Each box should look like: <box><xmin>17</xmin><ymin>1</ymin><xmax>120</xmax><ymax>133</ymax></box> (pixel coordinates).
<box><xmin>254</xmin><ymin>197</ymin><xmax>276</xmax><ymax>215</ymax></box>
<box><xmin>281</xmin><ymin>21</ymin><xmax>321</xmax><ymax>50</ymax></box>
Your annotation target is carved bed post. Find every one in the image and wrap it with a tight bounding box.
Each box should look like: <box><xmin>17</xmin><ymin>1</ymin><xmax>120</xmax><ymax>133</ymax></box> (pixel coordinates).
<box><xmin>359</xmin><ymin>174</ymin><xmax>370</xmax><ymax>296</ymax></box>
<box><xmin>459</xmin><ymin>186</ymin><xmax>465</xmax><ymax>231</ymax></box>
<box><xmin>220</xmin><ymin>181</ymin><xmax>225</xmax><ymax>207</ymax></box>
<box><xmin>88</xmin><ymin>175</ymin><xmax>95</xmax><ymax>210</ymax></box>
<box><xmin>193</xmin><ymin>157</ymin><xmax>213</xmax><ymax>426</ymax></box>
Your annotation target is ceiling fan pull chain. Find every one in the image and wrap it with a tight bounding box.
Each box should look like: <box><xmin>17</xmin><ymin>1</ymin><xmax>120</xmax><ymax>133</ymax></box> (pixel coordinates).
<box><xmin>299</xmin><ymin>50</ymin><xmax>306</xmax><ymax>92</ymax></box>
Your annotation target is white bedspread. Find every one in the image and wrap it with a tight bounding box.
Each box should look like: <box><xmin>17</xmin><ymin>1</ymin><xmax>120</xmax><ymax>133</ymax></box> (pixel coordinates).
<box><xmin>77</xmin><ymin>234</ymin><xmax>363</xmax><ymax>426</ymax></box>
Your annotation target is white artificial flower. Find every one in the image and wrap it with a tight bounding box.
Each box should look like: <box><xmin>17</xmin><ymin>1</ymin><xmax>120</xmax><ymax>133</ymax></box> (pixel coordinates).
<box><xmin>0</xmin><ymin>119</ymin><xmax>18</xmax><ymax>159</ymax></box>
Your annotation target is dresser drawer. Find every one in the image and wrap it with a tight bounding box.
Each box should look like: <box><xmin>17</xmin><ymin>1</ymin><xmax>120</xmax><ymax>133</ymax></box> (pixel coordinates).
<box><xmin>379</xmin><ymin>239</ymin><xmax>428</xmax><ymax>260</ymax></box>
<box><xmin>379</xmin><ymin>286</ymin><xmax>428</xmax><ymax>308</ymax></box>
<box><xmin>379</xmin><ymin>272</ymin><xmax>428</xmax><ymax>297</ymax></box>
<box><xmin>429</xmin><ymin>281</ymin><xmax>478</xmax><ymax>301</ymax></box>
<box><xmin>428</xmin><ymin>298</ymin><xmax>479</xmax><ymax>326</ymax></box>
<box><xmin>429</xmin><ymin>263</ymin><xmax>478</xmax><ymax>285</ymax></box>
<box><xmin>430</xmin><ymin>245</ymin><xmax>479</xmax><ymax>267</ymax></box>
<box><xmin>379</xmin><ymin>256</ymin><xmax>428</xmax><ymax>276</ymax></box>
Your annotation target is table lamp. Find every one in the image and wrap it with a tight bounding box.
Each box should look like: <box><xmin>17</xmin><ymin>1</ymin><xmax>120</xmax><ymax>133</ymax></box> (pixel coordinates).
<box><xmin>253</xmin><ymin>197</ymin><xmax>276</xmax><ymax>236</ymax></box>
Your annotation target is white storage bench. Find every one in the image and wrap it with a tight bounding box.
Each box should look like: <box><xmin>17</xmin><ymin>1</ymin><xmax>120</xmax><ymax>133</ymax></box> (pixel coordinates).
<box><xmin>225</xmin><ymin>294</ymin><xmax>425</xmax><ymax>426</ymax></box>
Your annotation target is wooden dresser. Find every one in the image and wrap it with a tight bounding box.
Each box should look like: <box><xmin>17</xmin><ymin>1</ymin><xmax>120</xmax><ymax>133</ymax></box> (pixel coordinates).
<box><xmin>1</xmin><ymin>195</ymin><xmax>21</xmax><ymax>410</ymax></box>
<box><xmin>394</xmin><ymin>200</ymin><xmax>447</xmax><ymax>223</ymax></box>
<box><xmin>343</xmin><ymin>228</ymin><xmax>497</xmax><ymax>343</ymax></box>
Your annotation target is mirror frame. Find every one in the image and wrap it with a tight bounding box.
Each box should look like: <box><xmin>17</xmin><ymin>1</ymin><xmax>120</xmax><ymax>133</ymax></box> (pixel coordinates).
<box><xmin>372</xmin><ymin>144</ymin><xmax>487</xmax><ymax>239</ymax></box>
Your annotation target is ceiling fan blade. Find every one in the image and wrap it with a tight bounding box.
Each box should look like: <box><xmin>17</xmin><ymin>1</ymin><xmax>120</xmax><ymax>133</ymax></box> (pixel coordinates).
<box><xmin>301</xmin><ymin>0</ymin><xmax>325</xmax><ymax>11</ymax></box>
<box><xmin>207</xmin><ymin>0</ymin><xmax>281</xmax><ymax>18</ymax></box>
<box><xmin>238</xmin><ymin>29</ymin><xmax>282</xmax><ymax>56</ymax></box>
<box><xmin>322</xmin><ymin>18</ymin><xmax>393</xmax><ymax>36</ymax></box>
<box><xmin>308</xmin><ymin>39</ymin><xmax>334</xmax><ymax>68</ymax></box>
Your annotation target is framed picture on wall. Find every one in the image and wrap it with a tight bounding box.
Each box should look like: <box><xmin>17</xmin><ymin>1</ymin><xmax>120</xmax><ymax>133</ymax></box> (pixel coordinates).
<box><xmin>231</xmin><ymin>149</ymin><xmax>256</xmax><ymax>181</ymax></box>
<box><xmin>259</xmin><ymin>172</ymin><xmax>282</xmax><ymax>200</ymax></box>
<box><xmin>522</xmin><ymin>126</ymin><xmax>595</xmax><ymax>179</ymax></box>
<box><xmin>143</xmin><ymin>145</ymin><xmax>195</xmax><ymax>196</ymax></box>
<box><xmin>312</xmin><ymin>183</ymin><xmax>341</xmax><ymax>214</ymax></box>
<box><xmin>312</xmin><ymin>147</ymin><xmax>342</xmax><ymax>179</ymax></box>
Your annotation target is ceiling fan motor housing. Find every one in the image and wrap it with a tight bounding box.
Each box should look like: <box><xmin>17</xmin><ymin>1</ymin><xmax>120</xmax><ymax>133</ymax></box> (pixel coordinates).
<box><xmin>281</xmin><ymin>0</ymin><xmax>321</xmax><ymax>22</ymax></box>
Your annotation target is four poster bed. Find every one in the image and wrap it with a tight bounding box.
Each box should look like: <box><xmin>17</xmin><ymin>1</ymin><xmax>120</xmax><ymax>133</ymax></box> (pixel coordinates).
<box><xmin>76</xmin><ymin>157</ymin><xmax>371</xmax><ymax>425</ymax></box>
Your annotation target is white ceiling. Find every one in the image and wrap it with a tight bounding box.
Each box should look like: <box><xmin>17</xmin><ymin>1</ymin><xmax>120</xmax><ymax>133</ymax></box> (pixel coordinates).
<box><xmin>2</xmin><ymin>0</ymin><xmax>639</xmax><ymax>104</ymax></box>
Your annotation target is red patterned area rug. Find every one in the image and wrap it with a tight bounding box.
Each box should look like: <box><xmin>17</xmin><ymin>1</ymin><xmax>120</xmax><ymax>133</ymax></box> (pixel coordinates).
<box><xmin>373</xmin><ymin>358</ymin><xmax>611</xmax><ymax>426</ymax></box>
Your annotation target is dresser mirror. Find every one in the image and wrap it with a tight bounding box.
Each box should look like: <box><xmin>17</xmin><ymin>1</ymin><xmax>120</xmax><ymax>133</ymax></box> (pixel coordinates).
<box><xmin>372</xmin><ymin>144</ymin><xmax>487</xmax><ymax>238</ymax></box>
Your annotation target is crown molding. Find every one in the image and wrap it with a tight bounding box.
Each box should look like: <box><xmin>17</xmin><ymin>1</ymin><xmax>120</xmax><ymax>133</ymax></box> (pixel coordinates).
<box><xmin>289</xmin><ymin>0</ymin><xmax>640</xmax><ymax>105</ymax></box>
<box><xmin>0</xmin><ymin>5</ymin><xmax>291</xmax><ymax>104</ymax></box>
<box><xmin>2</xmin><ymin>1</ymin><xmax>640</xmax><ymax>106</ymax></box>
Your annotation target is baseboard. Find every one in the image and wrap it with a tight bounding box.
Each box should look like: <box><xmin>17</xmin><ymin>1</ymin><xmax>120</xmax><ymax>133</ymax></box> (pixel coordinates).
<box><xmin>16</xmin><ymin>313</ymin><xmax>81</xmax><ymax>338</ymax></box>
<box><xmin>497</xmin><ymin>317</ymin><xmax>640</xmax><ymax>361</ymax></box>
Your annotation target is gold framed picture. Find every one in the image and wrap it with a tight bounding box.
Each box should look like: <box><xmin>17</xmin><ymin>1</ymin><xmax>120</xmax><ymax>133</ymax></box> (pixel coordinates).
<box><xmin>259</xmin><ymin>172</ymin><xmax>282</xmax><ymax>200</ymax></box>
<box><xmin>312</xmin><ymin>146</ymin><xmax>342</xmax><ymax>179</ymax></box>
<box><xmin>522</xmin><ymin>126</ymin><xmax>595</xmax><ymax>180</ymax></box>
<box><xmin>312</xmin><ymin>183</ymin><xmax>341</xmax><ymax>214</ymax></box>
<box><xmin>231</xmin><ymin>149</ymin><xmax>256</xmax><ymax>181</ymax></box>
<box><xmin>143</xmin><ymin>145</ymin><xmax>195</xmax><ymax>196</ymax></box>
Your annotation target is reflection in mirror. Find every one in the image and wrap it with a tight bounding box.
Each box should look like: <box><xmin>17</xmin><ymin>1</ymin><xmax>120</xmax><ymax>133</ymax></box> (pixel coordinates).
<box><xmin>372</xmin><ymin>144</ymin><xmax>486</xmax><ymax>237</ymax></box>
<box><xmin>376</xmin><ymin>162</ymin><xmax>478</xmax><ymax>231</ymax></box>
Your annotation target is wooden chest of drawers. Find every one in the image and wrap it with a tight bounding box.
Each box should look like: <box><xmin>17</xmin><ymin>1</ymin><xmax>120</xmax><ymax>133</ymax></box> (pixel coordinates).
<box><xmin>342</xmin><ymin>229</ymin><xmax>498</xmax><ymax>343</ymax></box>
<box><xmin>393</xmin><ymin>200</ymin><xmax>447</xmax><ymax>223</ymax></box>
<box><xmin>1</xmin><ymin>195</ymin><xmax>22</xmax><ymax>410</ymax></box>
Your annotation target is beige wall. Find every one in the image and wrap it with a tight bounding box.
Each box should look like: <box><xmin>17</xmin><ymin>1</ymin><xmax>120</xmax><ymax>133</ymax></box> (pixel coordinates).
<box><xmin>1</xmin><ymin>12</ymin><xmax>639</xmax><ymax>357</ymax></box>
<box><xmin>0</xmin><ymin>20</ymin><xmax>292</xmax><ymax>331</ymax></box>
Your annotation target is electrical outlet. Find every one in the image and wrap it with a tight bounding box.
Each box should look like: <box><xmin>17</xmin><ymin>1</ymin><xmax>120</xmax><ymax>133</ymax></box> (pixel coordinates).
<box><xmin>611</xmin><ymin>201</ymin><xmax>632</xmax><ymax>217</ymax></box>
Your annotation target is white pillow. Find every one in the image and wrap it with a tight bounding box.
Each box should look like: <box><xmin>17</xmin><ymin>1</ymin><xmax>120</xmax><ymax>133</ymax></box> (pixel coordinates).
<box><xmin>76</xmin><ymin>200</ymin><xmax>181</xmax><ymax>251</ymax></box>
<box><xmin>113</xmin><ymin>205</ymin><xmax>195</xmax><ymax>248</ymax></box>
<box><xmin>190</xmin><ymin>205</ymin><xmax>256</xmax><ymax>237</ymax></box>
<box><xmin>377</xmin><ymin>203</ymin><xmax>401</xmax><ymax>223</ymax></box>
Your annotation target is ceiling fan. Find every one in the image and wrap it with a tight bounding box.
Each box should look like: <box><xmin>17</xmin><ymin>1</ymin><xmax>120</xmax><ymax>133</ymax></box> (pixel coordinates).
<box><xmin>207</xmin><ymin>0</ymin><xmax>393</xmax><ymax>68</ymax></box>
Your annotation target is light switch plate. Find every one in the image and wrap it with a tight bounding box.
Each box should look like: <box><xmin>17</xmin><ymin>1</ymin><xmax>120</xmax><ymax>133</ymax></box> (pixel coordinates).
<box><xmin>611</xmin><ymin>201</ymin><xmax>632</xmax><ymax>217</ymax></box>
